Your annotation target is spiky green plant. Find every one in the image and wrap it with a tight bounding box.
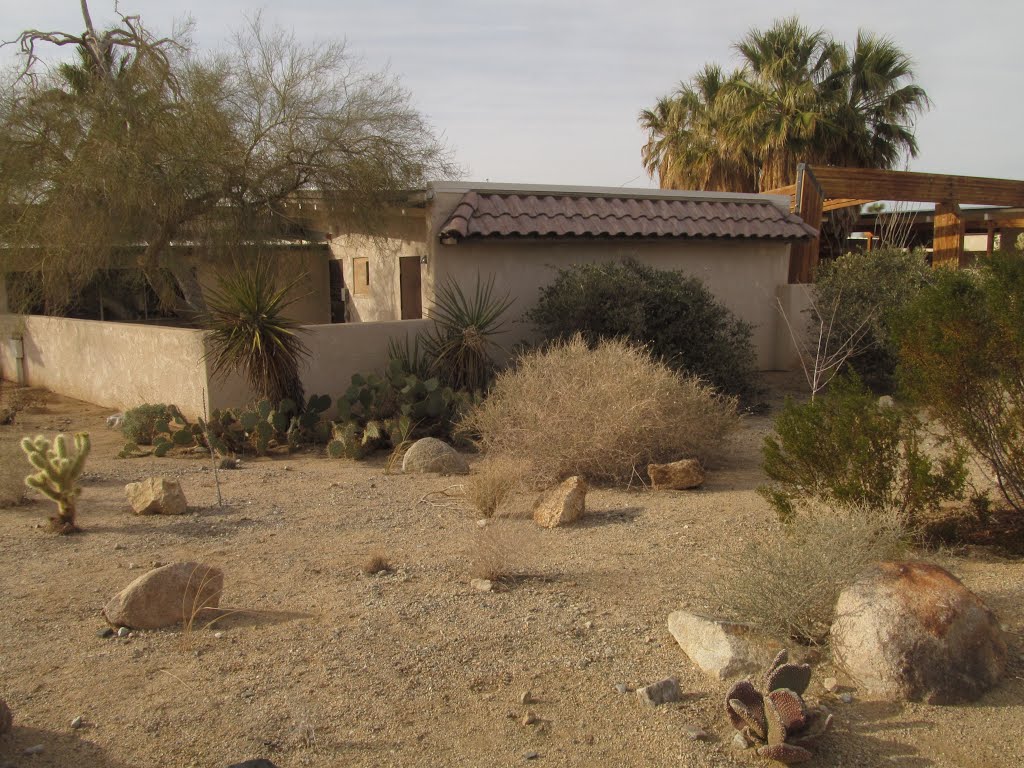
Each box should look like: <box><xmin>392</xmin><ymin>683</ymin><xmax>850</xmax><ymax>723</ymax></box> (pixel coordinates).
<box><xmin>421</xmin><ymin>274</ymin><xmax>514</xmax><ymax>392</ymax></box>
<box><xmin>202</xmin><ymin>259</ymin><xmax>310</xmax><ymax>407</ymax></box>
<box><xmin>21</xmin><ymin>432</ymin><xmax>91</xmax><ymax>533</ymax></box>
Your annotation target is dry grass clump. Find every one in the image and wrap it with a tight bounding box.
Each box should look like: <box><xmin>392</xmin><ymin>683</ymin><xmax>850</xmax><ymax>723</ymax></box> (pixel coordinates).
<box><xmin>0</xmin><ymin>440</ymin><xmax>26</xmax><ymax>507</ymax></box>
<box><xmin>461</xmin><ymin>335</ymin><xmax>739</xmax><ymax>486</ymax></box>
<box><xmin>708</xmin><ymin>505</ymin><xmax>908</xmax><ymax>644</ymax></box>
<box><xmin>465</xmin><ymin>456</ymin><xmax>530</xmax><ymax>518</ymax></box>
<box><xmin>362</xmin><ymin>552</ymin><xmax>392</xmax><ymax>575</ymax></box>
<box><xmin>469</xmin><ymin>519</ymin><xmax>541</xmax><ymax>582</ymax></box>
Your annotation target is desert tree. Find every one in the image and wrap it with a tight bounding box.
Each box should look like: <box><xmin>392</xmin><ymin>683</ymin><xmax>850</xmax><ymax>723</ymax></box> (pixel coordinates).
<box><xmin>0</xmin><ymin>2</ymin><xmax>455</xmax><ymax>317</ymax></box>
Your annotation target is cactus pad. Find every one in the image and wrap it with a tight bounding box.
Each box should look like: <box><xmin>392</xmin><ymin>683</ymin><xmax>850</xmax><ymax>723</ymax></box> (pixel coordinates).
<box><xmin>725</xmin><ymin>680</ymin><xmax>765</xmax><ymax>733</ymax></box>
<box><xmin>768</xmin><ymin>689</ymin><xmax>807</xmax><ymax>732</ymax></box>
<box><xmin>766</xmin><ymin>663</ymin><xmax>812</xmax><ymax>695</ymax></box>
<box><xmin>728</xmin><ymin>699</ymin><xmax>767</xmax><ymax>741</ymax></box>
<box><xmin>756</xmin><ymin>743</ymin><xmax>814</xmax><ymax>764</ymax></box>
<box><xmin>767</xmin><ymin>648</ymin><xmax>789</xmax><ymax>675</ymax></box>
<box><xmin>763</xmin><ymin>696</ymin><xmax>788</xmax><ymax>746</ymax></box>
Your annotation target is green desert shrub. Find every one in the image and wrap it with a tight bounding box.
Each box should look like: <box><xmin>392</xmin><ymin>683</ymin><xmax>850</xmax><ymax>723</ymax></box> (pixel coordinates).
<box><xmin>894</xmin><ymin>252</ymin><xmax>1024</xmax><ymax>513</ymax></box>
<box><xmin>462</xmin><ymin>335</ymin><xmax>739</xmax><ymax>486</ymax></box>
<box><xmin>121</xmin><ymin>403</ymin><xmax>174</xmax><ymax>446</ymax></box>
<box><xmin>761</xmin><ymin>374</ymin><xmax>966</xmax><ymax>525</ymax></box>
<box><xmin>526</xmin><ymin>259</ymin><xmax>760</xmax><ymax>403</ymax></box>
<box><xmin>811</xmin><ymin>247</ymin><xmax>933</xmax><ymax>391</ymax></box>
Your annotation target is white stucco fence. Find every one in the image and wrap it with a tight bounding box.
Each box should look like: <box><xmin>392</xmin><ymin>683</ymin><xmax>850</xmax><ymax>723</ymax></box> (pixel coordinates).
<box><xmin>0</xmin><ymin>315</ymin><xmax>432</xmax><ymax>420</ymax></box>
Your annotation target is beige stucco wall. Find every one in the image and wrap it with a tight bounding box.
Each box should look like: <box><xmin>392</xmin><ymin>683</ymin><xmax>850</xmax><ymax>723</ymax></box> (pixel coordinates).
<box><xmin>424</xmin><ymin>187</ymin><xmax>793</xmax><ymax>369</ymax></box>
<box><xmin>0</xmin><ymin>315</ymin><xmax>210</xmax><ymax>419</ymax></box>
<box><xmin>207</xmin><ymin>319</ymin><xmax>433</xmax><ymax>411</ymax></box>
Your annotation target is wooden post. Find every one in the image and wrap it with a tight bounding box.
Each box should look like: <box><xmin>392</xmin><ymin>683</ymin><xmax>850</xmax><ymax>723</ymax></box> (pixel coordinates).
<box><xmin>933</xmin><ymin>202</ymin><xmax>964</xmax><ymax>269</ymax></box>
<box><xmin>986</xmin><ymin>222</ymin><xmax>996</xmax><ymax>256</ymax></box>
<box><xmin>788</xmin><ymin>164</ymin><xmax>824</xmax><ymax>283</ymax></box>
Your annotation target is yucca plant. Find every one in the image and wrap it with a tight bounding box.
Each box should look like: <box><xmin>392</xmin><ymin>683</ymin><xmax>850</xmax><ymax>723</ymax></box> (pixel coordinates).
<box><xmin>202</xmin><ymin>259</ymin><xmax>310</xmax><ymax>407</ymax></box>
<box><xmin>421</xmin><ymin>274</ymin><xmax>514</xmax><ymax>392</ymax></box>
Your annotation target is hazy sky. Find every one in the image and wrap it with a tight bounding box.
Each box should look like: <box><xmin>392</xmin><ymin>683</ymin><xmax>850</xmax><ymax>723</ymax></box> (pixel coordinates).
<box><xmin>2</xmin><ymin>1</ymin><xmax>1022</xmax><ymax>188</ymax></box>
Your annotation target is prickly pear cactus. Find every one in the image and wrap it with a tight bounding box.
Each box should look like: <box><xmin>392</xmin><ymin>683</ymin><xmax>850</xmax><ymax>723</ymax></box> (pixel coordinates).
<box><xmin>21</xmin><ymin>432</ymin><xmax>91</xmax><ymax>533</ymax></box>
<box><xmin>725</xmin><ymin>650</ymin><xmax>832</xmax><ymax>765</ymax></box>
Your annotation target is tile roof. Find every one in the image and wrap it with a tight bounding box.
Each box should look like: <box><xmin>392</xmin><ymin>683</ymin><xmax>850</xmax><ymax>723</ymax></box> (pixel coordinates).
<box><xmin>438</xmin><ymin>191</ymin><xmax>818</xmax><ymax>243</ymax></box>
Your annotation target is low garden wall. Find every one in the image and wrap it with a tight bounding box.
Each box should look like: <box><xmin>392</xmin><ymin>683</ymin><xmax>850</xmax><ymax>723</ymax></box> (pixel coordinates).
<box><xmin>0</xmin><ymin>314</ymin><xmax>433</xmax><ymax>420</ymax></box>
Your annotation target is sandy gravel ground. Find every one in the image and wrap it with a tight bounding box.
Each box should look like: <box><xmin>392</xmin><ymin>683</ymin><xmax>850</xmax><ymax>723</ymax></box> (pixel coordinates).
<box><xmin>0</xmin><ymin>383</ymin><xmax>1021</xmax><ymax>768</ymax></box>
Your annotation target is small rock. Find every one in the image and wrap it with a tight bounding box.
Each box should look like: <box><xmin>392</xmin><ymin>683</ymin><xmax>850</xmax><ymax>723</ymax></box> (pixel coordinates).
<box><xmin>636</xmin><ymin>678</ymin><xmax>681</xmax><ymax>707</ymax></box>
<box><xmin>117</xmin><ymin>626</ymin><xmax>130</xmax><ymax>638</ymax></box>
<box><xmin>113</xmin><ymin>543</ymin><xmax>126</xmax><ymax>551</ymax></box>
<box><xmin>839</xmin><ymin>692</ymin><xmax>854</xmax><ymax>704</ymax></box>
<box><xmin>218</xmin><ymin>457</ymin><xmax>240</xmax><ymax>470</ymax></box>
<box><xmin>667</xmin><ymin>610</ymin><xmax>779</xmax><ymax>680</ymax></box>
<box><xmin>683</xmin><ymin>725</ymin><xmax>710</xmax><ymax>741</ymax></box>
<box><xmin>470</xmin><ymin>578</ymin><xmax>494</xmax><ymax>593</ymax></box>
<box><xmin>97</xmin><ymin>627</ymin><xmax>115</xmax><ymax>638</ymax></box>
<box><xmin>524</xmin><ymin>753</ymin><xmax>539</xmax><ymax>761</ymax></box>
<box><xmin>532</xmin><ymin>476</ymin><xmax>587</xmax><ymax>528</ymax></box>
<box><xmin>647</xmin><ymin>458</ymin><xmax>705</xmax><ymax>490</ymax></box>
<box><xmin>521</xmin><ymin>710</ymin><xmax>539</xmax><ymax>726</ymax></box>
<box><xmin>476</xmin><ymin>519</ymin><xmax>488</xmax><ymax>528</ymax></box>
<box><xmin>584</xmin><ymin>621</ymin><xmax>593</xmax><ymax>630</ymax></box>
<box><xmin>877</xmin><ymin>395</ymin><xmax>895</xmax><ymax>409</ymax></box>
<box><xmin>822</xmin><ymin>677</ymin><xmax>839</xmax><ymax>692</ymax></box>
<box><xmin>519</xmin><ymin>690</ymin><xmax>533</xmax><ymax>705</ymax></box>
<box><xmin>71</xmin><ymin>715</ymin><xmax>83</xmax><ymax>729</ymax></box>
<box><xmin>214</xmin><ymin>632</ymin><xmax>224</xmax><ymax>639</ymax></box>
<box><xmin>125</xmin><ymin>477</ymin><xmax>188</xmax><ymax>516</ymax></box>
<box><xmin>401</xmin><ymin>437</ymin><xmax>469</xmax><ymax>475</ymax></box>
<box><xmin>128</xmin><ymin>562</ymin><xmax>138</xmax><ymax>569</ymax></box>
<box><xmin>24</xmin><ymin>744</ymin><xmax>44</xmax><ymax>755</ymax></box>
<box><xmin>614</xmin><ymin>683</ymin><xmax>628</xmax><ymax>695</ymax></box>
<box><xmin>732</xmin><ymin>731</ymin><xmax>752</xmax><ymax>750</ymax></box>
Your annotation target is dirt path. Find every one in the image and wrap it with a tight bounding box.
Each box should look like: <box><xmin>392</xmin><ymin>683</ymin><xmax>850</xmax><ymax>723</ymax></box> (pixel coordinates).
<box><xmin>0</xmin><ymin>386</ymin><xmax>1021</xmax><ymax>768</ymax></box>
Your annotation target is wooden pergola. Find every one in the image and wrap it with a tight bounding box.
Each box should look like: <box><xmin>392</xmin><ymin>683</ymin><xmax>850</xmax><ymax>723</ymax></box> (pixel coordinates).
<box><xmin>766</xmin><ymin>165</ymin><xmax>1024</xmax><ymax>283</ymax></box>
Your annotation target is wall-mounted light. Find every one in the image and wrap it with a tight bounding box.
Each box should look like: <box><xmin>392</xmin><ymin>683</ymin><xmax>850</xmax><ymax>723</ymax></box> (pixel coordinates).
<box><xmin>420</xmin><ymin>254</ymin><xmax>428</xmax><ymax>265</ymax></box>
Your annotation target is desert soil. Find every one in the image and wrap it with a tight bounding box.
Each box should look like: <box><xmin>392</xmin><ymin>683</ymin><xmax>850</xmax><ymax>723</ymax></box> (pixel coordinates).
<box><xmin>0</xmin><ymin>380</ymin><xmax>1022</xmax><ymax>768</ymax></box>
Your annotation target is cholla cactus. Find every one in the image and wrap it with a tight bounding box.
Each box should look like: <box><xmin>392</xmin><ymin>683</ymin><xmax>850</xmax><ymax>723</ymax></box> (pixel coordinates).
<box><xmin>726</xmin><ymin>650</ymin><xmax>833</xmax><ymax>764</ymax></box>
<box><xmin>21</xmin><ymin>432</ymin><xmax>91</xmax><ymax>534</ymax></box>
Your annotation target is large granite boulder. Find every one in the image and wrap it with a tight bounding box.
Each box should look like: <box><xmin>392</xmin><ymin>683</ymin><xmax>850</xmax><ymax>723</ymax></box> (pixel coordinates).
<box><xmin>103</xmin><ymin>562</ymin><xmax>224</xmax><ymax>630</ymax></box>
<box><xmin>533</xmin><ymin>476</ymin><xmax>587</xmax><ymax>528</ymax></box>
<box><xmin>125</xmin><ymin>477</ymin><xmax>188</xmax><ymax>515</ymax></box>
<box><xmin>830</xmin><ymin>561</ymin><xmax>1008</xmax><ymax>703</ymax></box>
<box><xmin>402</xmin><ymin>438</ymin><xmax>469</xmax><ymax>475</ymax></box>
<box><xmin>668</xmin><ymin>611</ymin><xmax>780</xmax><ymax>680</ymax></box>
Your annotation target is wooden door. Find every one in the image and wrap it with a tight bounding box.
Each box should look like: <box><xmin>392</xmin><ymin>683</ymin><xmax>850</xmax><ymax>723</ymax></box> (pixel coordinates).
<box><xmin>399</xmin><ymin>256</ymin><xmax>422</xmax><ymax>320</ymax></box>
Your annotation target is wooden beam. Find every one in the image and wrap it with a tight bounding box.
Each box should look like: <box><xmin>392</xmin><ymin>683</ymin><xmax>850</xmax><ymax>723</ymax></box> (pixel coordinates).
<box><xmin>987</xmin><ymin>222</ymin><xmax>995</xmax><ymax>256</ymax></box>
<box><xmin>808</xmin><ymin>166</ymin><xmax>1024</xmax><ymax>207</ymax></box>
<box><xmin>763</xmin><ymin>184</ymin><xmax>797</xmax><ymax>211</ymax></box>
<box><xmin>934</xmin><ymin>202</ymin><xmax>965</xmax><ymax>268</ymax></box>
<box><xmin>821</xmin><ymin>198</ymin><xmax>875</xmax><ymax>213</ymax></box>
<box><xmin>789</xmin><ymin>165</ymin><xmax>823</xmax><ymax>283</ymax></box>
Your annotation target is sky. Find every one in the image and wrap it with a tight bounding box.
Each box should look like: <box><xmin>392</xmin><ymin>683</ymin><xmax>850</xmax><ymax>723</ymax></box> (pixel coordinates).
<box><xmin>2</xmin><ymin>0</ymin><xmax>1022</xmax><ymax>189</ymax></box>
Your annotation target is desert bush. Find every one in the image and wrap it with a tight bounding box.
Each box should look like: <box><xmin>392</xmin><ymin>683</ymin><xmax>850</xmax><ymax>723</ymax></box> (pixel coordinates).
<box><xmin>465</xmin><ymin>457</ymin><xmax>530</xmax><ymax>518</ymax></box>
<box><xmin>526</xmin><ymin>260</ymin><xmax>760</xmax><ymax>403</ymax></box>
<box><xmin>462</xmin><ymin>335</ymin><xmax>739</xmax><ymax>486</ymax></box>
<box><xmin>469</xmin><ymin>519</ymin><xmax>541</xmax><ymax>582</ymax></box>
<box><xmin>121</xmin><ymin>403</ymin><xmax>174</xmax><ymax>445</ymax></box>
<box><xmin>894</xmin><ymin>252</ymin><xmax>1024</xmax><ymax>513</ymax></box>
<box><xmin>811</xmin><ymin>247</ymin><xmax>932</xmax><ymax>391</ymax></box>
<box><xmin>709</xmin><ymin>506</ymin><xmax>908</xmax><ymax>644</ymax></box>
<box><xmin>0</xmin><ymin>441</ymin><xmax>27</xmax><ymax>506</ymax></box>
<box><xmin>761</xmin><ymin>374</ymin><xmax>966</xmax><ymax>525</ymax></box>
<box><xmin>362</xmin><ymin>552</ymin><xmax>392</xmax><ymax>575</ymax></box>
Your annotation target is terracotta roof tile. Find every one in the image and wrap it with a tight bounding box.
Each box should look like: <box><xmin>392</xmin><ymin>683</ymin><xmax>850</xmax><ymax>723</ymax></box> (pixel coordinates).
<box><xmin>438</xmin><ymin>192</ymin><xmax>817</xmax><ymax>243</ymax></box>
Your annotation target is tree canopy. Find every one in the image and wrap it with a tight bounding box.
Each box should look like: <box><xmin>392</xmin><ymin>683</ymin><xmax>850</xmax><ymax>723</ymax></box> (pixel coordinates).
<box><xmin>0</xmin><ymin>3</ymin><xmax>456</xmax><ymax>316</ymax></box>
<box><xmin>640</xmin><ymin>17</ymin><xmax>930</xmax><ymax>193</ymax></box>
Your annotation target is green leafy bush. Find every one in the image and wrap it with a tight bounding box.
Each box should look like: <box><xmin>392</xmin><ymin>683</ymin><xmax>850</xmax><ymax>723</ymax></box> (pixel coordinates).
<box><xmin>462</xmin><ymin>334</ymin><xmax>739</xmax><ymax>486</ymax></box>
<box><xmin>121</xmin><ymin>403</ymin><xmax>174</xmax><ymax>446</ymax></box>
<box><xmin>894</xmin><ymin>252</ymin><xmax>1024</xmax><ymax>513</ymax></box>
<box><xmin>761</xmin><ymin>374</ymin><xmax>966</xmax><ymax>524</ymax></box>
<box><xmin>527</xmin><ymin>260</ymin><xmax>760</xmax><ymax>403</ymax></box>
<box><xmin>811</xmin><ymin>247</ymin><xmax>932</xmax><ymax>391</ymax></box>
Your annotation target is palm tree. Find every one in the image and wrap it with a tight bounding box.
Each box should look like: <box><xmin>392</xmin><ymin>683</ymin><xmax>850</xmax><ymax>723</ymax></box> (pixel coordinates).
<box><xmin>640</xmin><ymin>66</ymin><xmax>756</xmax><ymax>192</ymax></box>
<box><xmin>640</xmin><ymin>18</ymin><xmax>929</xmax><ymax>193</ymax></box>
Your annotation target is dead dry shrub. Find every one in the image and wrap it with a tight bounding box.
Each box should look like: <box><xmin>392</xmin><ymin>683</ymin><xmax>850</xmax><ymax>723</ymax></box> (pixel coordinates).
<box><xmin>465</xmin><ymin>456</ymin><xmax>530</xmax><ymax>518</ymax></box>
<box><xmin>461</xmin><ymin>335</ymin><xmax>739</xmax><ymax>487</ymax></box>
<box><xmin>362</xmin><ymin>552</ymin><xmax>392</xmax><ymax>575</ymax></box>
<box><xmin>707</xmin><ymin>504</ymin><xmax>908</xmax><ymax>645</ymax></box>
<box><xmin>469</xmin><ymin>519</ymin><xmax>542</xmax><ymax>582</ymax></box>
<box><xmin>0</xmin><ymin>440</ymin><xmax>26</xmax><ymax>506</ymax></box>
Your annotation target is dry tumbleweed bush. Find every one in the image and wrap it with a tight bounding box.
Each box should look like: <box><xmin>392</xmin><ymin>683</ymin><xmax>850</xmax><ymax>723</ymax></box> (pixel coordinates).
<box><xmin>465</xmin><ymin>456</ymin><xmax>530</xmax><ymax>518</ymax></box>
<box><xmin>707</xmin><ymin>505</ymin><xmax>908</xmax><ymax>644</ymax></box>
<box><xmin>469</xmin><ymin>519</ymin><xmax>542</xmax><ymax>582</ymax></box>
<box><xmin>462</xmin><ymin>335</ymin><xmax>739</xmax><ymax>486</ymax></box>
